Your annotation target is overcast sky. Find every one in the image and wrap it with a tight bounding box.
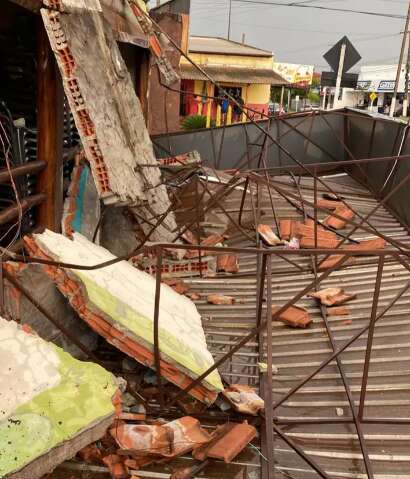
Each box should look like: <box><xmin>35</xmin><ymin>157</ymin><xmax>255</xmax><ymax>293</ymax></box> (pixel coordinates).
<box><xmin>184</xmin><ymin>0</ymin><xmax>409</xmax><ymax>69</ymax></box>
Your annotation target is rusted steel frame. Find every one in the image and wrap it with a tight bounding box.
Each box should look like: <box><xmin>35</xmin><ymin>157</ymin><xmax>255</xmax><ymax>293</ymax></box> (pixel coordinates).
<box><xmin>279</xmin><ymin>115</ymin><xmax>339</xmax><ymax>163</ymax></box>
<box><xmin>319</xmin><ymin>303</ymin><xmax>374</xmax><ymax>478</ymax></box>
<box><xmin>201</xmin><ymin>182</ymin><xmax>256</xmax><ymax>243</ymax></box>
<box><xmin>92</xmin><ymin>206</ymin><xmax>106</xmax><ymax>243</ymax></box>
<box><xmin>313</xmin><ymin>169</ymin><xmax>319</xmax><ymax>281</ymax></box>
<box><xmin>315</xmin><ymin>171</ymin><xmax>410</xmax><ymax>267</ymax></box>
<box><xmin>302</xmin><ymin>112</ymin><xmax>315</xmax><ymax>165</ymax></box>
<box><xmin>5</xmin><ymin>241</ymin><xmax>395</xmax><ymax>275</ymax></box>
<box><xmin>163</xmin><ymin>88</ymin><xmax>174</xmax><ymax>159</ymax></box>
<box><xmin>261</xmin><ymin>119</ymin><xmax>391</xmax><ymax>247</ymax></box>
<box><xmin>0</xmin><ymin>193</ymin><xmax>46</xmax><ymax>226</ymax></box>
<box><xmin>216</xmin><ymin>115</ymin><xmax>227</xmax><ymax>170</ymax></box>
<box><xmin>153</xmin><ymin>248</ymin><xmax>165</xmax><ymax>408</ymax></box>
<box><xmin>250</xmin><ymin>152</ymin><xmax>410</xmax><ymax>174</ymax></box>
<box><xmin>319</xmin><ymin>110</ymin><xmax>369</xmax><ymax>182</ymax></box>
<box><xmin>0</xmin><ymin>160</ymin><xmax>46</xmax><ymax>183</ymax></box>
<box><xmin>276</xmin><ymin>417</ymin><xmax>410</xmax><ymax>425</ymax></box>
<box><xmin>273</xmin><ymin>424</ymin><xmax>329</xmax><ymax>479</ymax></box>
<box><xmin>329</xmin><ymin>109</ymin><xmax>404</xmax><ymax>125</ymax></box>
<box><xmin>288</xmin><ymin>171</ymin><xmax>318</xmax><ymax>277</ymax></box>
<box><xmin>195</xmin><ymin>176</ymin><xmax>203</xmax><ymax>277</ymax></box>
<box><xmin>379</xmin><ymin>124</ymin><xmax>410</xmax><ymax>197</ymax></box>
<box><xmin>165</xmin><ymin>254</ymin><xmax>352</xmax><ymax>408</ymax></box>
<box><xmin>249</xmin><ymin>171</ymin><xmax>410</xmax><ymax>253</ymax></box>
<box><xmin>358</xmin><ymin>255</ymin><xmax>385</xmax><ymax>420</ymax></box>
<box><xmin>171</xmin><ymin>176</ymin><xmax>246</xmax><ymax>243</ymax></box>
<box><xmin>260</xmin><ymin>119</ymin><xmax>280</xmax><ymax>236</ymax></box>
<box><xmin>272</xmin><ymin>263</ymin><xmax>410</xmax><ymax>411</ymax></box>
<box><xmin>210</xmin><ymin>127</ymin><xmax>218</xmax><ymax>166</ymax></box>
<box><xmin>238</xmin><ymin>176</ymin><xmax>250</xmax><ymax>227</ymax></box>
<box><xmin>260</xmin><ymin>257</ymin><xmax>275</xmax><ymax>479</ymax></box>
<box><xmin>266</xmin><ymin>174</ymin><xmax>359</xmax><ymax>245</ymax></box>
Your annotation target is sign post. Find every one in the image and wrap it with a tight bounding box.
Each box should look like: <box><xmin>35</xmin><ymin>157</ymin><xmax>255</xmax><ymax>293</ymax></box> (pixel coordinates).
<box><xmin>334</xmin><ymin>43</ymin><xmax>347</xmax><ymax>108</ymax></box>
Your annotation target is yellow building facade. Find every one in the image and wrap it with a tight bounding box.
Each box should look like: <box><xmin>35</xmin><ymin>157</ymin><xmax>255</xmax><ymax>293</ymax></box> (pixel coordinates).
<box><xmin>180</xmin><ymin>36</ymin><xmax>287</xmax><ymax>126</ymax></box>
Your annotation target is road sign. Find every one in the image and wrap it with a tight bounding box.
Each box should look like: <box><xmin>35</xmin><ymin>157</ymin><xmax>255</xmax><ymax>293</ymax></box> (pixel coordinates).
<box><xmin>323</xmin><ymin>36</ymin><xmax>361</xmax><ymax>73</ymax></box>
<box><xmin>370</xmin><ymin>92</ymin><xmax>378</xmax><ymax>103</ymax></box>
<box><xmin>321</xmin><ymin>71</ymin><xmax>358</xmax><ymax>88</ymax></box>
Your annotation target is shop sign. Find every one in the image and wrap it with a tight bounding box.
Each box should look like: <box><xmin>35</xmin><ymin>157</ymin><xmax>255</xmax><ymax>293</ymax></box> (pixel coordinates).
<box><xmin>378</xmin><ymin>80</ymin><xmax>395</xmax><ymax>91</ymax></box>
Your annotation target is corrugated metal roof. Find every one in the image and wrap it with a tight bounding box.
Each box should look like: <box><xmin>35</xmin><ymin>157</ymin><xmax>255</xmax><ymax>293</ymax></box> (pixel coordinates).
<box><xmin>189</xmin><ymin>36</ymin><xmax>274</xmax><ymax>57</ymax></box>
<box><xmin>169</xmin><ymin>172</ymin><xmax>410</xmax><ymax>478</ymax></box>
<box><xmin>180</xmin><ymin>62</ymin><xmax>288</xmax><ymax>85</ymax></box>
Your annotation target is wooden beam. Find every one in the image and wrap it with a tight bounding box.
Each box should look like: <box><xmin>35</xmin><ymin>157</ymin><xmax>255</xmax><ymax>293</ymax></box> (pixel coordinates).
<box><xmin>36</xmin><ymin>18</ymin><xmax>64</xmax><ymax>232</ymax></box>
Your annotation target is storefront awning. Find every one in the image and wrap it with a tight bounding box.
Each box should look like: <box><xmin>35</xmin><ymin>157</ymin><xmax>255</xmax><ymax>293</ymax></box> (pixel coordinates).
<box><xmin>180</xmin><ymin>63</ymin><xmax>289</xmax><ymax>85</ymax></box>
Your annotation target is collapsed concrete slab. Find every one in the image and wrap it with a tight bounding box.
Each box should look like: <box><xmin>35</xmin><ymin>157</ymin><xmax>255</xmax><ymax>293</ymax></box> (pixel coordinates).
<box><xmin>25</xmin><ymin>230</ymin><xmax>224</xmax><ymax>404</ymax></box>
<box><xmin>0</xmin><ymin>317</ymin><xmax>118</xmax><ymax>479</ymax></box>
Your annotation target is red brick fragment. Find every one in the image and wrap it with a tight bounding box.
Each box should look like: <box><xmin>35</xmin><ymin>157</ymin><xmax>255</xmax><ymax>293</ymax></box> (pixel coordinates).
<box><xmin>317</xmin><ymin>199</ymin><xmax>343</xmax><ymax>210</ymax></box>
<box><xmin>182</xmin><ymin>229</ymin><xmax>197</xmax><ymax>245</ymax></box>
<box><xmin>324</xmin><ymin>206</ymin><xmax>355</xmax><ymax>230</ymax></box>
<box><xmin>77</xmin><ymin>444</ymin><xmax>102</xmax><ymax>464</ymax></box>
<box><xmin>207</xmin><ymin>294</ymin><xmax>235</xmax><ymax>305</ymax></box>
<box><xmin>280</xmin><ymin>219</ymin><xmax>297</xmax><ymax>240</ymax></box>
<box><xmin>308</xmin><ymin>288</ymin><xmax>356</xmax><ymax>306</ymax></box>
<box><xmin>327</xmin><ymin>306</ymin><xmax>350</xmax><ymax>316</ymax></box>
<box><xmin>342</xmin><ymin>238</ymin><xmax>386</xmax><ymax>252</ymax></box>
<box><xmin>299</xmin><ymin>236</ymin><xmax>340</xmax><ymax>249</ymax></box>
<box><xmin>205</xmin><ymin>422</ymin><xmax>257</xmax><ymax>463</ymax></box>
<box><xmin>341</xmin><ymin>319</ymin><xmax>353</xmax><ymax>326</ymax></box>
<box><xmin>318</xmin><ymin>255</ymin><xmax>356</xmax><ymax>271</ymax></box>
<box><xmin>257</xmin><ymin>224</ymin><xmax>281</xmax><ymax>246</ymax></box>
<box><xmin>217</xmin><ymin>254</ymin><xmax>239</xmax><ymax>273</ymax></box>
<box><xmin>163</xmin><ymin>278</ymin><xmax>189</xmax><ymax>295</ymax></box>
<box><xmin>118</xmin><ymin>412</ymin><xmax>146</xmax><ymax>421</ymax></box>
<box><xmin>295</xmin><ymin>223</ymin><xmax>336</xmax><ymax>241</ymax></box>
<box><xmin>201</xmin><ymin>234</ymin><xmax>224</xmax><ymax>246</ymax></box>
<box><xmin>111</xmin><ymin>417</ymin><xmax>211</xmax><ymax>458</ymax></box>
<box><xmin>188</xmin><ymin>292</ymin><xmax>201</xmax><ymax>300</ymax></box>
<box><xmin>222</xmin><ymin>384</ymin><xmax>264</xmax><ymax>415</ymax></box>
<box><xmin>272</xmin><ymin>305</ymin><xmax>312</xmax><ymax>328</ymax></box>
<box><xmin>102</xmin><ymin>455</ymin><xmax>128</xmax><ymax>479</ymax></box>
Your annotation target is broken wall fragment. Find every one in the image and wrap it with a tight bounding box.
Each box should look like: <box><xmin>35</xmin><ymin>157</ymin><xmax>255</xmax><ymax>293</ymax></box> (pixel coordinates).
<box><xmin>41</xmin><ymin>6</ymin><xmax>177</xmax><ymax>242</ymax></box>
<box><xmin>25</xmin><ymin>230</ymin><xmax>223</xmax><ymax>404</ymax></box>
<box><xmin>0</xmin><ymin>317</ymin><xmax>118</xmax><ymax>479</ymax></box>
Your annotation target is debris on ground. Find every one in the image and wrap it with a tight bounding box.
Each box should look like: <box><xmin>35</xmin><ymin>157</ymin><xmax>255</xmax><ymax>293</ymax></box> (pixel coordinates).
<box><xmin>222</xmin><ymin>384</ymin><xmax>265</xmax><ymax>415</ymax></box>
<box><xmin>308</xmin><ymin>287</ymin><xmax>357</xmax><ymax>306</ymax></box>
<box><xmin>207</xmin><ymin>294</ymin><xmax>236</xmax><ymax>305</ymax></box>
<box><xmin>257</xmin><ymin>224</ymin><xmax>282</xmax><ymax>245</ymax></box>
<box><xmin>217</xmin><ymin>253</ymin><xmax>239</xmax><ymax>273</ymax></box>
<box><xmin>323</xmin><ymin>205</ymin><xmax>355</xmax><ymax>230</ymax></box>
<box><xmin>272</xmin><ymin>305</ymin><xmax>312</xmax><ymax>328</ymax></box>
<box><xmin>327</xmin><ymin>306</ymin><xmax>350</xmax><ymax>316</ymax></box>
<box><xmin>110</xmin><ymin>417</ymin><xmax>212</xmax><ymax>458</ymax></box>
<box><xmin>193</xmin><ymin>422</ymin><xmax>257</xmax><ymax>463</ymax></box>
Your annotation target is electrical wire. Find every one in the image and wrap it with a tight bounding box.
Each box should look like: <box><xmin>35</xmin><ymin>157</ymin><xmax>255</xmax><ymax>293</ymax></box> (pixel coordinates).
<box><xmin>230</xmin><ymin>0</ymin><xmax>407</xmax><ymax>19</ymax></box>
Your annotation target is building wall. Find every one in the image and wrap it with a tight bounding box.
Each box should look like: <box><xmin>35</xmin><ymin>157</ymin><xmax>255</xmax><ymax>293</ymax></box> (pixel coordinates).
<box><xmin>147</xmin><ymin>11</ymin><xmax>186</xmax><ymax>135</ymax></box>
<box><xmin>181</xmin><ymin>52</ymin><xmax>274</xmax><ymax>70</ymax></box>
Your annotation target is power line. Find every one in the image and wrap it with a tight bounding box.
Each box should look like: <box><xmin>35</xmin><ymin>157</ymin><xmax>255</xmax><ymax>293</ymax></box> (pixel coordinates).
<box><xmin>230</xmin><ymin>0</ymin><xmax>407</xmax><ymax>19</ymax></box>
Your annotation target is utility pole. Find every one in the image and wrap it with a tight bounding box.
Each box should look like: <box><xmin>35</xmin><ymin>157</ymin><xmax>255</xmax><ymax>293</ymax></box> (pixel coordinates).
<box><xmin>404</xmin><ymin>29</ymin><xmax>410</xmax><ymax>117</ymax></box>
<box><xmin>228</xmin><ymin>0</ymin><xmax>232</xmax><ymax>40</ymax></box>
<box><xmin>390</xmin><ymin>0</ymin><xmax>410</xmax><ymax>118</ymax></box>
<box><xmin>333</xmin><ymin>42</ymin><xmax>346</xmax><ymax>109</ymax></box>
<box><xmin>241</xmin><ymin>32</ymin><xmax>246</xmax><ymax>44</ymax></box>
